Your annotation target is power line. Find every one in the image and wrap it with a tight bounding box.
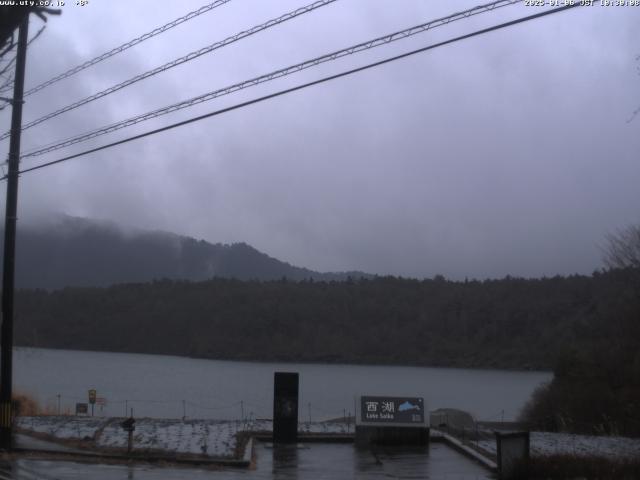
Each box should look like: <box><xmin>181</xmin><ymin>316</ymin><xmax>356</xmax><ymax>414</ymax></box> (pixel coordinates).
<box><xmin>22</xmin><ymin>0</ymin><xmax>233</xmax><ymax>98</ymax></box>
<box><xmin>0</xmin><ymin>0</ymin><xmax>337</xmax><ymax>142</ymax></box>
<box><xmin>19</xmin><ymin>0</ymin><xmax>524</xmax><ymax>160</ymax></box>
<box><xmin>8</xmin><ymin>3</ymin><xmax>581</xmax><ymax>180</ymax></box>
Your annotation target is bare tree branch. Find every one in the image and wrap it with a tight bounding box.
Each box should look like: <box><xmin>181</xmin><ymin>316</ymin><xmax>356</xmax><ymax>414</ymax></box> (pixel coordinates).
<box><xmin>0</xmin><ymin>33</ymin><xmax>15</xmax><ymax>59</ymax></box>
<box><xmin>0</xmin><ymin>75</ymin><xmax>13</xmax><ymax>95</ymax></box>
<box><xmin>33</xmin><ymin>7</ymin><xmax>62</xmax><ymax>22</ymax></box>
<box><xmin>0</xmin><ymin>54</ymin><xmax>16</xmax><ymax>77</ymax></box>
<box><xmin>27</xmin><ymin>25</ymin><xmax>46</xmax><ymax>47</ymax></box>
<box><xmin>603</xmin><ymin>225</ymin><xmax>640</xmax><ymax>270</ymax></box>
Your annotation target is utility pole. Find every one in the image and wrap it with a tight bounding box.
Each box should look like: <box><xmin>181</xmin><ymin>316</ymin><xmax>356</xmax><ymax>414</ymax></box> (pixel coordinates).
<box><xmin>0</xmin><ymin>15</ymin><xmax>29</xmax><ymax>451</ymax></box>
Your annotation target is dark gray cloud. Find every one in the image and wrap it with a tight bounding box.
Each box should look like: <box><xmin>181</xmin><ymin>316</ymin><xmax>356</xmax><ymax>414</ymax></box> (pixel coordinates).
<box><xmin>1</xmin><ymin>0</ymin><xmax>638</xmax><ymax>279</ymax></box>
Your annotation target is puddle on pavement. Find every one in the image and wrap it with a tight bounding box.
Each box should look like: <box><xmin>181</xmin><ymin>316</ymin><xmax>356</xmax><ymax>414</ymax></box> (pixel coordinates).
<box><xmin>0</xmin><ymin>442</ymin><xmax>492</xmax><ymax>479</ymax></box>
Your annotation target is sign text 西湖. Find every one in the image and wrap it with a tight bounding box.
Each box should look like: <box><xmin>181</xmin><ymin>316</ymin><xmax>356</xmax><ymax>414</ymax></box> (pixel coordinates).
<box><xmin>360</xmin><ymin>396</ymin><xmax>424</xmax><ymax>424</ymax></box>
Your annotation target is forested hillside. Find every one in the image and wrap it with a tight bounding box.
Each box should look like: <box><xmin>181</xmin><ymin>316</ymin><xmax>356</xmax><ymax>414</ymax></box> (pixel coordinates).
<box><xmin>14</xmin><ymin>270</ymin><xmax>634</xmax><ymax>370</ymax></box>
<box><xmin>7</xmin><ymin>215</ymin><xmax>368</xmax><ymax>289</ymax></box>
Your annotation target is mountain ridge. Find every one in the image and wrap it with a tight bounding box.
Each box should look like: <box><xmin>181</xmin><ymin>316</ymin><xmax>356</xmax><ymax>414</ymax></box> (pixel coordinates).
<box><xmin>4</xmin><ymin>214</ymin><xmax>371</xmax><ymax>289</ymax></box>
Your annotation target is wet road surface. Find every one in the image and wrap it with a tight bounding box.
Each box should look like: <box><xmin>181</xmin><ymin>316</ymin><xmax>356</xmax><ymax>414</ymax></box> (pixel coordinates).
<box><xmin>0</xmin><ymin>442</ymin><xmax>492</xmax><ymax>479</ymax></box>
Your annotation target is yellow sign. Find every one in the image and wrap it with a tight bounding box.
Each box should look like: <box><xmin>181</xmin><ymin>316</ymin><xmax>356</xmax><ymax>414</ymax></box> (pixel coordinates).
<box><xmin>88</xmin><ymin>389</ymin><xmax>97</xmax><ymax>404</ymax></box>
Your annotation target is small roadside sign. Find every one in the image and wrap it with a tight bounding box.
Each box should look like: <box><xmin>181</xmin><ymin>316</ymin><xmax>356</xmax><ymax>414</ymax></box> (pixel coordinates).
<box><xmin>75</xmin><ymin>403</ymin><xmax>88</xmax><ymax>415</ymax></box>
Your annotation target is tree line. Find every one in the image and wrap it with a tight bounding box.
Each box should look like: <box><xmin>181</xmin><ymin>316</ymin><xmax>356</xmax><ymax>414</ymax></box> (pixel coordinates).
<box><xmin>12</xmin><ymin>266</ymin><xmax>640</xmax><ymax>435</ymax></box>
<box><xmin>10</xmin><ymin>270</ymin><xmax>628</xmax><ymax>370</ymax></box>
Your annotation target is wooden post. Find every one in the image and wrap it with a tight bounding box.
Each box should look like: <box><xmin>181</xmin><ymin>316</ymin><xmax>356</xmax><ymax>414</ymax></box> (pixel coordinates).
<box><xmin>127</xmin><ymin>429</ymin><xmax>133</xmax><ymax>454</ymax></box>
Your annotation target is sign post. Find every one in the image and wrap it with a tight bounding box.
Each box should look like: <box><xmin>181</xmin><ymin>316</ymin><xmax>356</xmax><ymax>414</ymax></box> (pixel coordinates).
<box><xmin>96</xmin><ymin>397</ymin><xmax>106</xmax><ymax>416</ymax></box>
<box><xmin>88</xmin><ymin>389</ymin><xmax>96</xmax><ymax>417</ymax></box>
<box><xmin>355</xmin><ymin>395</ymin><xmax>429</xmax><ymax>447</ymax></box>
<box><xmin>75</xmin><ymin>403</ymin><xmax>88</xmax><ymax>416</ymax></box>
<box><xmin>121</xmin><ymin>414</ymin><xmax>136</xmax><ymax>455</ymax></box>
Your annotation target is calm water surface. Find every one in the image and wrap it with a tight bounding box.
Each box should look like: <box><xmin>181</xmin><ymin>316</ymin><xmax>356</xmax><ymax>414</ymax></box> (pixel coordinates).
<box><xmin>14</xmin><ymin>347</ymin><xmax>550</xmax><ymax>421</ymax></box>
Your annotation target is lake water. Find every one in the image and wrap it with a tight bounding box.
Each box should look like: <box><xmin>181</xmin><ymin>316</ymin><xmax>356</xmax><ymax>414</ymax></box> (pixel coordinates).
<box><xmin>13</xmin><ymin>347</ymin><xmax>550</xmax><ymax>422</ymax></box>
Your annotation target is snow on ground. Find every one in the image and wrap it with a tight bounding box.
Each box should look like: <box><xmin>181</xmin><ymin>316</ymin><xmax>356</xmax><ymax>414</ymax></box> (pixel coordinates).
<box><xmin>16</xmin><ymin>416</ymin><xmax>350</xmax><ymax>459</ymax></box>
<box><xmin>301</xmin><ymin>421</ymin><xmax>350</xmax><ymax>435</ymax></box>
<box><xmin>97</xmin><ymin>418</ymin><xmax>246</xmax><ymax>457</ymax></box>
<box><xmin>20</xmin><ymin>416</ymin><xmax>638</xmax><ymax>463</ymax></box>
<box><xmin>16</xmin><ymin>416</ymin><xmax>105</xmax><ymax>440</ymax></box>
<box><xmin>477</xmin><ymin>431</ymin><xmax>640</xmax><ymax>460</ymax></box>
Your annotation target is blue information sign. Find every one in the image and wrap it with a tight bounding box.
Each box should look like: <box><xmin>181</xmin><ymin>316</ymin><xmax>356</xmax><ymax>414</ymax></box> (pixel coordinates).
<box><xmin>360</xmin><ymin>396</ymin><xmax>424</xmax><ymax>424</ymax></box>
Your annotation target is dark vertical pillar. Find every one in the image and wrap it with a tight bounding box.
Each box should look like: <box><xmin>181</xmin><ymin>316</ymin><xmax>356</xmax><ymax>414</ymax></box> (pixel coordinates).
<box><xmin>0</xmin><ymin>14</ymin><xmax>29</xmax><ymax>451</ymax></box>
<box><xmin>273</xmin><ymin>372</ymin><xmax>298</xmax><ymax>443</ymax></box>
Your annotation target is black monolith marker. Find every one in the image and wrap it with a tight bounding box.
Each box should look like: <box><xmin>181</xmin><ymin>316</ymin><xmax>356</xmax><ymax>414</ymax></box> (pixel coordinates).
<box><xmin>273</xmin><ymin>372</ymin><xmax>299</xmax><ymax>443</ymax></box>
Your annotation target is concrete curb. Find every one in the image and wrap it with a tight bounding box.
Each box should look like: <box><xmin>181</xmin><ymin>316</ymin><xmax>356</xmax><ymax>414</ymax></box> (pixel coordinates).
<box><xmin>12</xmin><ymin>446</ymin><xmax>250</xmax><ymax>468</ymax></box>
<box><xmin>431</xmin><ymin>428</ymin><xmax>497</xmax><ymax>471</ymax></box>
<box><xmin>242</xmin><ymin>436</ymin><xmax>253</xmax><ymax>464</ymax></box>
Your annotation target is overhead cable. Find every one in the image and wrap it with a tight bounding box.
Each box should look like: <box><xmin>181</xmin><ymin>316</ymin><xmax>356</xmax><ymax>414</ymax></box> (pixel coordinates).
<box><xmin>22</xmin><ymin>0</ymin><xmax>233</xmax><ymax>97</ymax></box>
<box><xmin>20</xmin><ymin>0</ymin><xmax>523</xmax><ymax>159</ymax></box>
<box><xmin>9</xmin><ymin>3</ymin><xmax>581</xmax><ymax>180</ymax></box>
<box><xmin>0</xmin><ymin>0</ymin><xmax>337</xmax><ymax>142</ymax></box>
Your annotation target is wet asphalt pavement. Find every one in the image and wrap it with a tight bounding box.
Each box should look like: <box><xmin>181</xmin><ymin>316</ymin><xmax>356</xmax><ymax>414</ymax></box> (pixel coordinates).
<box><xmin>0</xmin><ymin>442</ymin><xmax>492</xmax><ymax>479</ymax></box>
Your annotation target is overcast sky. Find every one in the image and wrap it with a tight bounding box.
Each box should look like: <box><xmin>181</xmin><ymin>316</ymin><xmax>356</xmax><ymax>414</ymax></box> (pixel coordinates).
<box><xmin>0</xmin><ymin>0</ymin><xmax>638</xmax><ymax>279</ymax></box>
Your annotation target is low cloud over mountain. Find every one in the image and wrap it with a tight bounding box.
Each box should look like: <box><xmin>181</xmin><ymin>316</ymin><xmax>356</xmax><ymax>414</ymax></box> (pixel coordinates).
<box><xmin>4</xmin><ymin>215</ymin><xmax>369</xmax><ymax>289</ymax></box>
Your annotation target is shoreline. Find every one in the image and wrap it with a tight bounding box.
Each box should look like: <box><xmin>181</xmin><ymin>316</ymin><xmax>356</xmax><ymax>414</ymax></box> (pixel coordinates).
<box><xmin>14</xmin><ymin>345</ymin><xmax>552</xmax><ymax>374</ymax></box>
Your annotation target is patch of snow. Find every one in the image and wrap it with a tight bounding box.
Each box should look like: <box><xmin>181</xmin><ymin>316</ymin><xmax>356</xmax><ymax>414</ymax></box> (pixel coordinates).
<box><xmin>96</xmin><ymin>418</ymin><xmax>241</xmax><ymax>457</ymax></box>
<box><xmin>299</xmin><ymin>421</ymin><xmax>349</xmax><ymax>434</ymax></box>
<box><xmin>16</xmin><ymin>416</ymin><xmax>106</xmax><ymax>440</ymax></box>
<box><xmin>16</xmin><ymin>416</ymin><xmax>351</xmax><ymax>459</ymax></box>
<box><xmin>477</xmin><ymin>431</ymin><xmax>640</xmax><ymax>460</ymax></box>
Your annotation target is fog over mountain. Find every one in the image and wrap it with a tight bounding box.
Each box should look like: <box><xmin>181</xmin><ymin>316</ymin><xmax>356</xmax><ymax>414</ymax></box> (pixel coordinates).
<box><xmin>1</xmin><ymin>2</ymin><xmax>637</xmax><ymax>280</ymax></box>
<box><xmin>5</xmin><ymin>215</ymin><xmax>369</xmax><ymax>289</ymax></box>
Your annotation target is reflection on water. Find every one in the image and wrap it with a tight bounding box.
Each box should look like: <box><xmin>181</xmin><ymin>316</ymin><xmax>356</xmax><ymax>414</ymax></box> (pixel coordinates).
<box><xmin>0</xmin><ymin>442</ymin><xmax>492</xmax><ymax>479</ymax></box>
<box><xmin>266</xmin><ymin>442</ymin><xmax>492</xmax><ymax>479</ymax></box>
<box><xmin>271</xmin><ymin>444</ymin><xmax>299</xmax><ymax>479</ymax></box>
